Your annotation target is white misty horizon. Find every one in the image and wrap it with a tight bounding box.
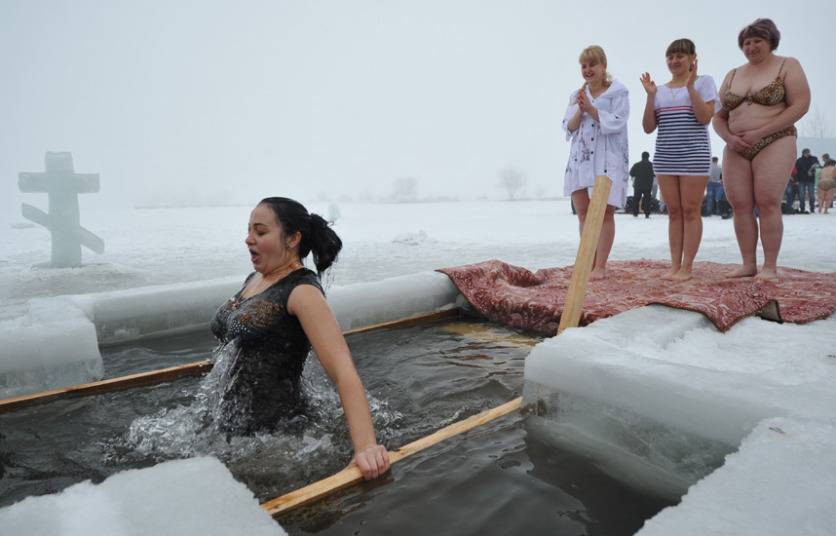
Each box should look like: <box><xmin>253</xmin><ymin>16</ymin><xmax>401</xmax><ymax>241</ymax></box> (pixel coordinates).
<box><xmin>2</xmin><ymin>0</ymin><xmax>834</xmax><ymax>218</ymax></box>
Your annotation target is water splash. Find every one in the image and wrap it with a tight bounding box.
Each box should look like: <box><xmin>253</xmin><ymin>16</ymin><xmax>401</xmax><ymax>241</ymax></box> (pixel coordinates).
<box><xmin>121</xmin><ymin>343</ymin><xmax>403</xmax><ymax>467</ymax></box>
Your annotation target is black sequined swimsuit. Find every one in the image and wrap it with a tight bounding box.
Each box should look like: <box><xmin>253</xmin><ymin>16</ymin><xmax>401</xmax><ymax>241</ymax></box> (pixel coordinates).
<box><xmin>210</xmin><ymin>268</ymin><xmax>323</xmax><ymax>435</ymax></box>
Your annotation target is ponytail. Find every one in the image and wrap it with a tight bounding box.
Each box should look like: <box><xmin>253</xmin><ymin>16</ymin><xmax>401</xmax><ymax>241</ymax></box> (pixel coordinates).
<box><xmin>304</xmin><ymin>213</ymin><xmax>342</xmax><ymax>274</ymax></box>
<box><xmin>258</xmin><ymin>197</ymin><xmax>343</xmax><ymax>275</ymax></box>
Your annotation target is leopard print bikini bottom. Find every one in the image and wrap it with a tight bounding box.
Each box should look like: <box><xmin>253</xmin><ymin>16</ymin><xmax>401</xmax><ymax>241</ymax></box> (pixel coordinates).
<box><xmin>740</xmin><ymin>126</ymin><xmax>797</xmax><ymax>161</ymax></box>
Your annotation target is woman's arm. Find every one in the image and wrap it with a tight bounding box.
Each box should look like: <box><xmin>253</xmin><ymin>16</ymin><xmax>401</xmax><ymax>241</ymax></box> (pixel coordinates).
<box><xmin>689</xmin><ymin>91</ymin><xmax>715</xmax><ymax>125</ymax></box>
<box><xmin>712</xmin><ymin>69</ymin><xmax>752</xmax><ymax>154</ymax></box>
<box><xmin>640</xmin><ymin>72</ymin><xmax>657</xmax><ymax>133</ymax></box>
<box><xmin>289</xmin><ymin>285</ymin><xmax>390</xmax><ymax>480</ymax></box>
<box><xmin>687</xmin><ymin>66</ymin><xmax>715</xmax><ymax>125</ymax></box>
<box><xmin>712</xmin><ymin>69</ymin><xmax>735</xmax><ymax>141</ymax></box>
<box><xmin>563</xmin><ymin>90</ymin><xmax>584</xmax><ymax>135</ymax></box>
<box><xmin>712</xmin><ymin>107</ymin><xmax>732</xmax><ymax>141</ymax></box>
<box><xmin>566</xmin><ymin>106</ymin><xmax>583</xmax><ymax>133</ymax></box>
<box><xmin>642</xmin><ymin>93</ymin><xmax>657</xmax><ymax>133</ymax></box>
<box><xmin>739</xmin><ymin>57</ymin><xmax>811</xmax><ymax>145</ymax></box>
<box><xmin>713</xmin><ymin>107</ymin><xmax>752</xmax><ymax>154</ymax></box>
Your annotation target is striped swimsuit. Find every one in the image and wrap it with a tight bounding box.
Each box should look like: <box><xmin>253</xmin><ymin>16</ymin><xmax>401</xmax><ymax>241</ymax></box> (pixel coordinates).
<box><xmin>653</xmin><ymin>76</ymin><xmax>718</xmax><ymax>176</ymax></box>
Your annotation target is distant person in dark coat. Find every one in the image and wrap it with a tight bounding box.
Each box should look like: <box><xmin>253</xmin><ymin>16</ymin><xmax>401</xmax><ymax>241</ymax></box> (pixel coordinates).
<box><xmin>630</xmin><ymin>152</ymin><xmax>655</xmax><ymax>218</ymax></box>
<box><xmin>794</xmin><ymin>148</ymin><xmax>818</xmax><ymax>213</ymax></box>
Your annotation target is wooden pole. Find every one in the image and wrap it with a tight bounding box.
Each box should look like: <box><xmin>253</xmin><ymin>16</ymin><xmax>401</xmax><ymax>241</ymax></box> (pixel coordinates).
<box><xmin>342</xmin><ymin>308</ymin><xmax>459</xmax><ymax>337</ymax></box>
<box><xmin>261</xmin><ymin>397</ymin><xmax>523</xmax><ymax>517</ymax></box>
<box><xmin>0</xmin><ymin>308</ymin><xmax>460</xmax><ymax>413</ymax></box>
<box><xmin>0</xmin><ymin>361</ymin><xmax>213</xmax><ymax>414</ymax></box>
<box><xmin>558</xmin><ymin>175</ymin><xmax>612</xmax><ymax>334</ymax></box>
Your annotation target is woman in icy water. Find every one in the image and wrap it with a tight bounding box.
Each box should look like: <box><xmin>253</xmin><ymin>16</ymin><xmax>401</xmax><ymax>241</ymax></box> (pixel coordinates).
<box><xmin>713</xmin><ymin>18</ymin><xmax>810</xmax><ymax>281</ymax></box>
<box><xmin>640</xmin><ymin>38</ymin><xmax>719</xmax><ymax>281</ymax></box>
<box><xmin>210</xmin><ymin>197</ymin><xmax>390</xmax><ymax>480</ymax></box>
<box><xmin>562</xmin><ymin>45</ymin><xmax>630</xmax><ymax>280</ymax></box>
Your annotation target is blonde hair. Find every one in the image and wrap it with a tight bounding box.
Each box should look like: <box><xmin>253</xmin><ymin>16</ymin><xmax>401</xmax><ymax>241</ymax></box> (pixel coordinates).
<box><xmin>578</xmin><ymin>45</ymin><xmax>613</xmax><ymax>87</ymax></box>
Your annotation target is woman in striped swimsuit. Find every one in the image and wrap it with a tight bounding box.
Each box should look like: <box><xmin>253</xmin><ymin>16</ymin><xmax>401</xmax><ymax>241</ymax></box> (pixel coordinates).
<box><xmin>641</xmin><ymin>39</ymin><xmax>719</xmax><ymax>281</ymax></box>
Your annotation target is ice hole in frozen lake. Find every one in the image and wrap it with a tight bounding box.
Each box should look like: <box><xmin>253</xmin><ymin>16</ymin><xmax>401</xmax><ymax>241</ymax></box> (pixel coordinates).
<box><xmin>3</xmin><ymin>267</ymin><xmax>833</xmax><ymax>534</ymax></box>
<box><xmin>0</xmin><ymin>310</ymin><xmax>677</xmax><ymax>536</ymax></box>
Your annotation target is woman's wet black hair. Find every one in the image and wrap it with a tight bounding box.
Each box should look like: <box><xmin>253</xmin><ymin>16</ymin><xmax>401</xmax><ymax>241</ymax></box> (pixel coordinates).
<box><xmin>259</xmin><ymin>197</ymin><xmax>342</xmax><ymax>274</ymax></box>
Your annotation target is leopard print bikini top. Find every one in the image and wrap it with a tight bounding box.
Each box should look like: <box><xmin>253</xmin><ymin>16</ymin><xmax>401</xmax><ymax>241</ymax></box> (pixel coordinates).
<box><xmin>721</xmin><ymin>59</ymin><xmax>787</xmax><ymax>111</ymax></box>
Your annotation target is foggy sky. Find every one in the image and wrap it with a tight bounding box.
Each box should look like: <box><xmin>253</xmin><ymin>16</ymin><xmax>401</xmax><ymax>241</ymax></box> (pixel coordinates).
<box><xmin>2</xmin><ymin>0</ymin><xmax>834</xmax><ymax>218</ymax></box>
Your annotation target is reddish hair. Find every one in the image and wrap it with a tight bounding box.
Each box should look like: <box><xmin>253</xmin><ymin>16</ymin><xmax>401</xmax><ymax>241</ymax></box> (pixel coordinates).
<box><xmin>738</xmin><ymin>18</ymin><xmax>780</xmax><ymax>50</ymax></box>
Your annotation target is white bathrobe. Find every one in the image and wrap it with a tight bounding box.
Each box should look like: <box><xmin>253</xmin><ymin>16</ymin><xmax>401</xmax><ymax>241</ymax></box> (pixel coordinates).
<box><xmin>562</xmin><ymin>79</ymin><xmax>630</xmax><ymax>208</ymax></box>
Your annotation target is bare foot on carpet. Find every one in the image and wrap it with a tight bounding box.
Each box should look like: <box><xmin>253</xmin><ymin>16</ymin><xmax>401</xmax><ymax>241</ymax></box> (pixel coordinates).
<box><xmin>755</xmin><ymin>268</ymin><xmax>780</xmax><ymax>282</ymax></box>
<box><xmin>671</xmin><ymin>269</ymin><xmax>693</xmax><ymax>282</ymax></box>
<box><xmin>726</xmin><ymin>265</ymin><xmax>757</xmax><ymax>278</ymax></box>
<box><xmin>589</xmin><ymin>267</ymin><xmax>607</xmax><ymax>281</ymax></box>
<box><xmin>661</xmin><ymin>269</ymin><xmax>679</xmax><ymax>280</ymax></box>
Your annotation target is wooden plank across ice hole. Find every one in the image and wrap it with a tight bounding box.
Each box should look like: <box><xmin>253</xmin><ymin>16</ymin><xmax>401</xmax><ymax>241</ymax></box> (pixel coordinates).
<box><xmin>261</xmin><ymin>397</ymin><xmax>523</xmax><ymax>517</ymax></box>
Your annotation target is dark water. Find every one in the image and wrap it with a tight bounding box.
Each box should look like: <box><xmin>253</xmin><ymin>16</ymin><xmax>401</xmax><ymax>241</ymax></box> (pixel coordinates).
<box><xmin>0</xmin><ymin>318</ymin><xmax>673</xmax><ymax>534</ymax></box>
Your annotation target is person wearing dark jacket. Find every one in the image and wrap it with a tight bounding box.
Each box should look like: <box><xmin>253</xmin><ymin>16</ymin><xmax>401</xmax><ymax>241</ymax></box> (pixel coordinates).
<box><xmin>794</xmin><ymin>148</ymin><xmax>818</xmax><ymax>213</ymax></box>
<box><xmin>630</xmin><ymin>152</ymin><xmax>655</xmax><ymax>218</ymax></box>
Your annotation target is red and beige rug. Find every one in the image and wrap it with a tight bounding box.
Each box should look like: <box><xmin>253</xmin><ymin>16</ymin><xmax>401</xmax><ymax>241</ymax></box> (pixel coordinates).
<box><xmin>439</xmin><ymin>259</ymin><xmax>836</xmax><ymax>334</ymax></box>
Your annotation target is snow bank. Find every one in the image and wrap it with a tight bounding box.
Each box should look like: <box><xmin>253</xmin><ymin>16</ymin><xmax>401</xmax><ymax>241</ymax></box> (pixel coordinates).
<box><xmin>0</xmin><ymin>271</ymin><xmax>461</xmax><ymax>397</ymax></box>
<box><xmin>523</xmin><ymin>305</ymin><xmax>836</xmax><ymax>498</ymax></box>
<box><xmin>68</xmin><ymin>270</ymin><xmax>460</xmax><ymax>344</ymax></box>
<box><xmin>0</xmin><ymin>456</ymin><xmax>285</xmax><ymax>536</ymax></box>
<box><xmin>637</xmin><ymin>417</ymin><xmax>836</xmax><ymax>536</ymax></box>
<box><xmin>0</xmin><ymin>297</ymin><xmax>102</xmax><ymax>399</ymax></box>
<box><xmin>328</xmin><ymin>271</ymin><xmax>461</xmax><ymax>330</ymax></box>
<box><xmin>70</xmin><ymin>276</ymin><xmax>242</xmax><ymax>344</ymax></box>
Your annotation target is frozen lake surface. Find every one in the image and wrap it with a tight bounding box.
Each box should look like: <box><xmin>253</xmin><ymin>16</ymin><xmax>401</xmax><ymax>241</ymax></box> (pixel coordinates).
<box><xmin>2</xmin><ymin>199</ymin><xmax>833</xmax><ymax>307</ymax></box>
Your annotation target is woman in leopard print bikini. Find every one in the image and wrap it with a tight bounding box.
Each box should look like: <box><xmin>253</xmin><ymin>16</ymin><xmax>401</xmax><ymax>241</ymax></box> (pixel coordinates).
<box><xmin>712</xmin><ymin>18</ymin><xmax>811</xmax><ymax>281</ymax></box>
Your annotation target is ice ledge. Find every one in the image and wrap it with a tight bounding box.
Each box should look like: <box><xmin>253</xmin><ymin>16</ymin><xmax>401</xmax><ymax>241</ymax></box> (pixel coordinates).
<box><xmin>0</xmin><ymin>271</ymin><xmax>461</xmax><ymax>398</ymax></box>
<box><xmin>525</xmin><ymin>305</ymin><xmax>836</xmax><ymax>445</ymax></box>
<box><xmin>637</xmin><ymin>417</ymin><xmax>836</xmax><ymax>536</ymax></box>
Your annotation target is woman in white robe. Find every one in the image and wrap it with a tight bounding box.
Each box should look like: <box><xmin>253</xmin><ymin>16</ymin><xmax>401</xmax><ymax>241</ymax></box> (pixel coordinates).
<box><xmin>562</xmin><ymin>45</ymin><xmax>630</xmax><ymax>280</ymax></box>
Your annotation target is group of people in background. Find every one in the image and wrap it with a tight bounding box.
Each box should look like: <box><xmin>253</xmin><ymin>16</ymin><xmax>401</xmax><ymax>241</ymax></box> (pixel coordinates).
<box><xmin>630</xmin><ymin>147</ymin><xmax>835</xmax><ymax>218</ymax></box>
<box><xmin>628</xmin><ymin>154</ymin><xmax>729</xmax><ymax>219</ymax></box>
<box><xmin>788</xmin><ymin>149</ymin><xmax>836</xmax><ymax>214</ymax></box>
<box><xmin>562</xmin><ymin>18</ymin><xmax>811</xmax><ymax>282</ymax></box>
